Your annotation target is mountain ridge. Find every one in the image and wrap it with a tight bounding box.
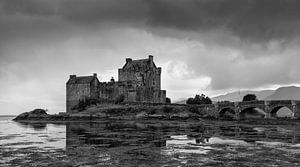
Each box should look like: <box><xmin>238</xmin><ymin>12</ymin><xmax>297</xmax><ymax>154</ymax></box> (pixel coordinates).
<box><xmin>174</xmin><ymin>86</ymin><xmax>300</xmax><ymax>104</ymax></box>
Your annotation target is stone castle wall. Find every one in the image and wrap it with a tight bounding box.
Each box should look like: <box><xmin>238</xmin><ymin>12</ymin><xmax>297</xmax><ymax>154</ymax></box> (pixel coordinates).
<box><xmin>99</xmin><ymin>81</ymin><xmax>127</xmax><ymax>100</ymax></box>
<box><xmin>66</xmin><ymin>74</ymin><xmax>100</xmax><ymax>113</ymax></box>
<box><xmin>98</xmin><ymin>81</ymin><xmax>166</xmax><ymax>103</ymax></box>
<box><xmin>66</xmin><ymin>83</ymin><xmax>91</xmax><ymax>112</ymax></box>
<box><xmin>66</xmin><ymin>56</ymin><xmax>167</xmax><ymax>113</ymax></box>
<box><xmin>118</xmin><ymin>67</ymin><xmax>161</xmax><ymax>90</ymax></box>
<box><xmin>98</xmin><ymin>56</ymin><xmax>166</xmax><ymax>103</ymax></box>
<box><xmin>118</xmin><ymin>57</ymin><xmax>161</xmax><ymax>90</ymax></box>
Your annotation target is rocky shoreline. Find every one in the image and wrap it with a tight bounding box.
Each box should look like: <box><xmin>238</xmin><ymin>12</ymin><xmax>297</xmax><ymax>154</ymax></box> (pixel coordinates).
<box><xmin>13</xmin><ymin>106</ymin><xmax>300</xmax><ymax>126</ymax></box>
<box><xmin>13</xmin><ymin>105</ymin><xmax>206</xmax><ymax>122</ymax></box>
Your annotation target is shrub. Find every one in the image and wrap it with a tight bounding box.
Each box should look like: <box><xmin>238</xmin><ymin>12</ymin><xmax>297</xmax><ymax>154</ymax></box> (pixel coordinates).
<box><xmin>166</xmin><ymin>97</ymin><xmax>171</xmax><ymax>104</ymax></box>
<box><xmin>186</xmin><ymin>97</ymin><xmax>195</xmax><ymax>104</ymax></box>
<box><xmin>186</xmin><ymin>94</ymin><xmax>212</xmax><ymax>105</ymax></box>
<box><xmin>242</xmin><ymin>94</ymin><xmax>257</xmax><ymax>102</ymax></box>
<box><xmin>75</xmin><ymin>97</ymin><xmax>98</xmax><ymax>111</ymax></box>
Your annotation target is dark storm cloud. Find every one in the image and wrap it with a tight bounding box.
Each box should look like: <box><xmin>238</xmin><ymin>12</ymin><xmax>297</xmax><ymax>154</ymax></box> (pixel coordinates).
<box><xmin>0</xmin><ymin>0</ymin><xmax>55</xmax><ymax>16</ymax></box>
<box><xmin>146</xmin><ymin>0</ymin><xmax>300</xmax><ymax>42</ymax></box>
<box><xmin>1</xmin><ymin>0</ymin><xmax>300</xmax><ymax>42</ymax></box>
<box><xmin>0</xmin><ymin>0</ymin><xmax>149</xmax><ymax>23</ymax></box>
<box><xmin>1</xmin><ymin>0</ymin><xmax>300</xmax><ymax>115</ymax></box>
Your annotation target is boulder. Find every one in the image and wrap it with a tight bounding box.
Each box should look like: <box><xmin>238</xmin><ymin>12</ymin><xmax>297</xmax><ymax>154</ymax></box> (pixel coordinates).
<box><xmin>30</xmin><ymin>109</ymin><xmax>48</xmax><ymax>115</ymax></box>
<box><xmin>13</xmin><ymin>109</ymin><xmax>49</xmax><ymax>121</ymax></box>
<box><xmin>13</xmin><ymin>112</ymin><xmax>30</xmax><ymax>120</ymax></box>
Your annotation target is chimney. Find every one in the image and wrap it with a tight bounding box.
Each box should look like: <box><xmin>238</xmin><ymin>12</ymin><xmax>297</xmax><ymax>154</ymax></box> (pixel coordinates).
<box><xmin>149</xmin><ymin>55</ymin><xmax>153</xmax><ymax>62</ymax></box>
<box><xmin>149</xmin><ymin>55</ymin><xmax>153</xmax><ymax>67</ymax></box>
<box><xmin>158</xmin><ymin>67</ymin><xmax>161</xmax><ymax>74</ymax></box>
<box><xmin>110</xmin><ymin>77</ymin><xmax>115</xmax><ymax>82</ymax></box>
<box><xmin>93</xmin><ymin>73</ymin><xmax>97</xmax><ymax>77</ymax></box>
<box><xmin>126</xmin><ymin>58</ymin><xmax>132</xmax><ymax>63</ymax></box>
<box><xmin>70</xmin><ymin>75</ymin><xmax>76</xmax><ymax>79</ymax></box>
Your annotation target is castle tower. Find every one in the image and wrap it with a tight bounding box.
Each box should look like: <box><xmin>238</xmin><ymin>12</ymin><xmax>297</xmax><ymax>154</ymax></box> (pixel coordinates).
<box><xmin>66</xmin><ymin>73</ymin><xmax>100</xmax><ymax>113</ymax></box>
<box><xmin>117</xmin><ymin>55</ymin><xmax>166</xmax><ymax>103</ymax></box>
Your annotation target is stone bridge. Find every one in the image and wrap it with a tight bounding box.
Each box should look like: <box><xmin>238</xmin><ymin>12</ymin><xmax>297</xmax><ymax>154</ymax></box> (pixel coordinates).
<box><xmin>187</xmin><ymin>100</ymin><xmax>300</xmax><ymax>119</ymax></box>
<box><xmin>213</xmin><ymin>100</ymin><xmax>300</xmax><ymax>119</ymax></box>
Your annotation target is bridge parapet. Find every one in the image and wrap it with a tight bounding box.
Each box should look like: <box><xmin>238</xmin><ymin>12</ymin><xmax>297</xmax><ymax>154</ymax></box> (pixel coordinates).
<box><xmin>185</xmin><ymin>99</ymin><xmax>300</xmax><ymax>119</ymax></box>
<box><xmin>268</xmin><ymin>100</ymin><xmax>295</xmax><ymax>105</ymax></box>
<box><xmin>216</xmin><ymin>102</ymin><xmax>235</xmax><ymax>110</ymax></box>
<box><xmin>238</xmin><ymin>100</ymin><xmax>265</xmax><ymax>106</ymax></box>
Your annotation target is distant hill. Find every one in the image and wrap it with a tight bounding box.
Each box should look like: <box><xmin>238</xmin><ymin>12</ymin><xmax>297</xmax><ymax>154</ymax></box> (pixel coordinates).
<box><xmin>212</xmin><ymin>90</ymin><xmax>274</xmax><ymax>102</ymax></box>
<box><xmin>265</xmin><ymin>86</ymin><xmax>300</xmax><ymax>100</ymax></box>
<box><xmin>174</xmin><ymin>86</ymin><xmax>300</xmax><ymax>104</ymax></box>
<box><xmin>174</xmin><ymin>98</ymin><xmax>188</xmax><ymax>104</ymax></box>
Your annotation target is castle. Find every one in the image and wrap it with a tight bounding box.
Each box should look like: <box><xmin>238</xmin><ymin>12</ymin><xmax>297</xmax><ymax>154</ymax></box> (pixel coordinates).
<box><xmin>66</xmin><ymin>55</ymin><xmax>167</xmax><ymax>112</ymax></box>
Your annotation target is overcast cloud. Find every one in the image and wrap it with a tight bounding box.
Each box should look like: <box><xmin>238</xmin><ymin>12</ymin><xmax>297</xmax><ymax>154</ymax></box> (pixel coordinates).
<box><xmin>1</xmin><ymin>0</ymin><xmax>300</xmax><ymax>114</ymax></box>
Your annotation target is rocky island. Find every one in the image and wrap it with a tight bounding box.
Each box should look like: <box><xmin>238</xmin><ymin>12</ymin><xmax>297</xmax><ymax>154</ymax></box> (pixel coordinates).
<box><xmin>13</xmin><ymin>56</ymin><xmax>300</xmax><ymax>122</ymax></box>
<box><xmin>13</xmin><ymin>103</ymin><xmax>213</xmax><ymax>122</ymax></box>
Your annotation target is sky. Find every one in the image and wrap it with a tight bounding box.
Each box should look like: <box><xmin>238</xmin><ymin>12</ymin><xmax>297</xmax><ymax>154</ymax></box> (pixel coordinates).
<box><xmin>1</xmin><ymin>0</ymin><xmax>300</xmax><ymax>115</ymax></box>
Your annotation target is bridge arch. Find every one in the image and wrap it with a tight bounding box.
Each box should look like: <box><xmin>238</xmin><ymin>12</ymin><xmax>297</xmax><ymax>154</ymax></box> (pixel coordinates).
<box><xmin>219</xmin><ymin>107</ymin><xmax>235</xmax><ymax>118</ymax></box>
<box><xmin>239</xmin><ymin>107</ymin><xmax>266</xmax><ymax>119</ymax></box>
<box><xmin>270</xmin><ymin>105</ymin><xmax>294</xmax><ymax>118</ymax></box>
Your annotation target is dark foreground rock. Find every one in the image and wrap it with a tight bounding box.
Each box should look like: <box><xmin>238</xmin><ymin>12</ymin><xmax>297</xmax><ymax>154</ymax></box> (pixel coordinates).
<box><xmin>13</xmin><ymin>109</ymin><xmax>49</xmax><ymax>121</ymax></box>
<box><xmin>13</xmin><ymin>109</ymin><xmax>68</xmax><ymax>122</ymax></box>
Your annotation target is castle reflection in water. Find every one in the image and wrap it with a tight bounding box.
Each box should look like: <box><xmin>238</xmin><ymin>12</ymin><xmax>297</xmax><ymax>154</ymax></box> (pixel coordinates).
<box><xmin>63</xmin><ymin>121</ymin><xmax>300</xmax><ymax>166</ymax></box>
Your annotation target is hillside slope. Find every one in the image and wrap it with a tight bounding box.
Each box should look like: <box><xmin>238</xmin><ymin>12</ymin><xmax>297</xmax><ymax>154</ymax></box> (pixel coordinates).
<box><xmin>212</xmin><ymin>90</ymin><xmax>274</xmax><ymax>102</ymax></box>
<box><xmin>174</xmin><ymin>86</ymin><xmax>300</xmax><ymax>104</ymax></box>
<box><xmin>265</xmin><ymin>86</ymin><xmax>300</xmax><ymax>100</ymax></box>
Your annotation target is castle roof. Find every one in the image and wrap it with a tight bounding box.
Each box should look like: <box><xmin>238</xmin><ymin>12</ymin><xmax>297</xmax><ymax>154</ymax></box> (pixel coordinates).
<box><xmin>67</xmin><ymin>75</ymin><xmax>99</xmax><ymax>85</ymax></box>
<box><xmin>122</xmin><ymin>58</ymin><xmax>157</xmax><ymax>70</ymax></box>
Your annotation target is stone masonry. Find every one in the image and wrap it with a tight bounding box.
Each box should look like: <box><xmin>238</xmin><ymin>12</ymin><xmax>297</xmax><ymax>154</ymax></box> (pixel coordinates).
<box><xmin>66</xmin><ymin>55</ymin><xmax>167</xmax><ymax>113</ymax></box>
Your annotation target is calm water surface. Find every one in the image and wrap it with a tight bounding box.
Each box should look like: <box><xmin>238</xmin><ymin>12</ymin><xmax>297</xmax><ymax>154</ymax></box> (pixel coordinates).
<box><xmin>0</xmin><ymin>116</ymin><xmax>300</xmax><ymax>166</ymax></box>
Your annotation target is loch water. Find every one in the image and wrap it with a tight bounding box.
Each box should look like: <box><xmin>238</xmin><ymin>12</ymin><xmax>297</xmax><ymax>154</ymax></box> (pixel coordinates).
<box><xmin>0</xmin><ymin>116</ymin><xmax>300</xmax><ymax>166</ymax></box>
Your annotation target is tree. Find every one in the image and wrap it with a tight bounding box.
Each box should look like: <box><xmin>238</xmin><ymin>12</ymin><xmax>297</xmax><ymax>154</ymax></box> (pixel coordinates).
<box><xmin>186</xmin><ymin>97</ymin><xmax>195</xmax><ymax>104</ymax></box>
<box><xmin>166</xmin><ymin>97</ymin><xmax>171</xmax><ymax>104</ymax></box>
<box><xmin>242</xmin><ymin>94</ymin><xmax>257</xmax><ymax>102</ymax></box>
<box><xmin>186</xmin><ymin>94</ymin><xmax>212</xmax><ymax>105</ymax></box>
